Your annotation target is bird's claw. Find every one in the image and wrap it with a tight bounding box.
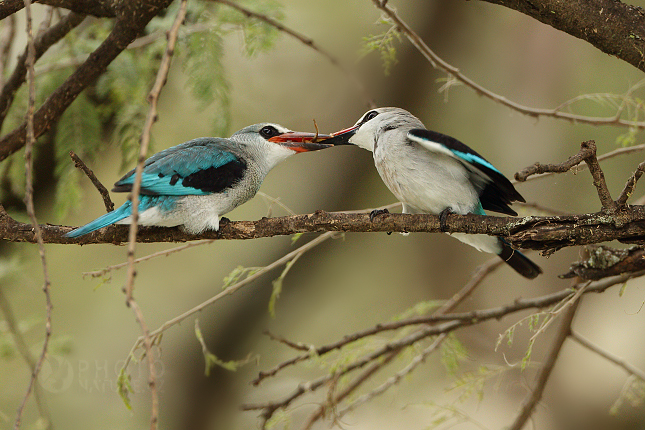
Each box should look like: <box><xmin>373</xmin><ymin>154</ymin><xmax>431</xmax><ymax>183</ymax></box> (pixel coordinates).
<box><xmin>439</xmin><ymin>208</ymin><xmax>453</xmax><ymax>232</ymax></box>
<box><xmin>369</xmin><ymin>208</ymin><xmax>390</xmax><ymax>222</ymax></box>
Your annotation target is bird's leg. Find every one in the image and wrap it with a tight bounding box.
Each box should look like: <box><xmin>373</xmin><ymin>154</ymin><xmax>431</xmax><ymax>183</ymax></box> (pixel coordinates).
<box><xmin>369</xmin><ymin>208</ymin><xmax>390</xmax><ymax>222</ymax></box>
<box><xmin>439</xmin><ymin>207</ymin><xmax>454</xmax><ymax>232</ymax></box>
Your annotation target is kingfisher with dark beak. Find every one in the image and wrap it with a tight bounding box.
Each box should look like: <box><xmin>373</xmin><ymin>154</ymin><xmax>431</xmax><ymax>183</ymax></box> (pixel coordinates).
<box><xmin>321</xmin><ymin>107</ymin><xmax>542</xmax><ymax>279</ymax></box>
<box><xmin>66</xmin><ymin>123</ymin><xmax>332</xmax><ymax>238</ymax></box>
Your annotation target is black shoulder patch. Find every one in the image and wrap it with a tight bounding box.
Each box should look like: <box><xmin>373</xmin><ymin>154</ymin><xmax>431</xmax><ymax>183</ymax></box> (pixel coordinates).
<box><xmin>181</xmin><ymin>159</ymin><xmax>247</xmax><ymax>193</ymax></box>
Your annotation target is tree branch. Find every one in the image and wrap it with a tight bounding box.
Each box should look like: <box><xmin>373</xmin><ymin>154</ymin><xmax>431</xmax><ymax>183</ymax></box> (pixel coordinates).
<box><xmin>0</xmin><ymin>11</ymin><xmax>85</xmax><ymax>131</ymax></box>
<box><xmin>477</xmin><ymin>0</ymin><xmax>645</xmax><ymax>73</ymax></box>
<box><xmin>507</xmin><ymin>296</ymin><xmax>579</xmax><ymax>430</ymax></box>
<box><xmin>5</xmin><ymin>208</ymin><xmax>645</xmax><ymax>251</ymax></box>
<box><xmin>69</xmin><ymin>150</ymin><xmax>114</xmax><ymax>212</ymax></box>
<box><xmin>0</xmin><ymin>0</ymin><xmax>116</xmax><ymax>20</ymax></box>
<box><xmin>0</xmin><ymin>0</ymin><xmax>173</xmax><ymax>162</ymax></box>
<box><xmin>371</xmin><ymin>0</ymin><xmax>645</xmax><ymax>128</ymax></box>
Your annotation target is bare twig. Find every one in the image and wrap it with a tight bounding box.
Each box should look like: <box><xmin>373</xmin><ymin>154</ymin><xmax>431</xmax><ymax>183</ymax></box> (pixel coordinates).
<box><xmin>83</xmin><ymin>240</ymin><xmax>216</xmax><ymax>278</ymax></box>
<box><xmin>264</xmin><ymin>330</ymin><xmax>314</xmax><ymax>352</ymax></box>
<box><xmin>616</xmin><ymin>160</ymin><xmax>645</xmax><ymax>207</ymax></box>
<box><xmin>15</xmin><ymin>1</ymin><xmax>53</xmax><ymax>428</ymax></box>
<box><xmin>0</xmin><ymin>288</ymin><xmax>51</xmax><ymax>429</ymax></box>
<box><xmin>370</xmin><ymin>0</ymin><xmax>645</xmax><ymax>129</ymax></box>
<box><xmin>120</xmin><ymin>232</ymin><xmax>340</xmax><ymax>379</ymax></box>
<box><xmin>571</xmin><ymin>331</ymin><xmax>645</xmax><ymax>381</ymax></box>
<box><xmin>69</xmin><ymin>150</ymin><xmax>114</xmax><ymax>212</ymax></box>
<box><xmin>506</xmin><ymin>296</ymin><xmax>580</xmax><ymax>430</ymax></box>
<box><xmin>211</xmin><ymin>0</ymin><xmax>375</xmax><ymax>108</ymax></box>
<box><xmin>122</xmin><ymin>2</ymin><xmax>187</xmax><ymax>429</ymax></box>
<box><xmin>250</xmin><ymin>270</ymin><xmax>643</xmax><ymax>392</ymax></box>
<box><xmin>515</xmin><ymin>140</ymin><xmax>598</xmax><ymax>181</ymax></box>
<box><xmin>300</xmin><ymin>345</ymin><xmax>405</xmax><ymax>430</ymax></box>
<box><xmin>516</xmin><ymin>141</ymin><xmax>616</xmax><ymax>211</ymax></box>
<box><xmin>336</xmin><ymin>334</ymin><xmax>447</xmax><ymax>420</ymax></box>
<box><xmin>515</xmin><ymin>143</ymin><xmax>645</xmax><ymax>185</ymax></box>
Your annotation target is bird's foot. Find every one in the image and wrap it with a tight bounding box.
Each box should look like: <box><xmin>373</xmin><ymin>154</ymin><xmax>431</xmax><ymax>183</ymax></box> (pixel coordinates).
<box><xmin>369</xmin><ymin>208</ymin><xmax>390</xmax><ymax>222</ymax></box>
<box><xmin>439</xmin><ymin>208</ymin><xmax>453</xmax><ymax>232</ymax></box>
<box><xmin>219</xmin><ymin>216</ymin><xmax>231</xmax><ymax>226</ymax></box>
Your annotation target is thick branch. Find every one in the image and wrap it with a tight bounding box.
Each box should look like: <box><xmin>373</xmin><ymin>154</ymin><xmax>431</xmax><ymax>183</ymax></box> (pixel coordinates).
<box><xmin>4</xmin><ymin>207</ymin><xmax>645</xmax><ymax>251</ymax></box>
<box><xmin>477</xmin><ymin>0</ymin><xmax>645</xmax><ymax>73</ymax></box>
<box><xmin>0</xmin><ymin>0</ymin><xmax>173</xmax><ymax>162</ymax></box>
<box><xmin>0</xmin><ymin>11</ymin><xmax>85</xmax><ymax>131</ymax></box>
<box><xmin>0</xmin><ymin>0</ymin><xmax>115</xmax><ymax>20</ymax></box>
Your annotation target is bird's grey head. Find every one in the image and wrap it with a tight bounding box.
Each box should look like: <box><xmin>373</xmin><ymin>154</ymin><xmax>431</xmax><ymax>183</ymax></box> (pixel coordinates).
<box><xmin>230</xmin><ymin>123</ymin><xmax>333</xmax><ymax>168</ymax></box>
<box><xmin>322</xmin><ymin>107</ymin><xmax>425</xmax><ymax>152</ymax></box>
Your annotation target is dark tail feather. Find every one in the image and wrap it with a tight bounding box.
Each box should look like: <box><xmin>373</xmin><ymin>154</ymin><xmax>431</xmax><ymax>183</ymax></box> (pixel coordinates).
<box><xmin>498</xmin><ymin>239</ymin><xmax>542</xmax><ymax>279</ymax></box>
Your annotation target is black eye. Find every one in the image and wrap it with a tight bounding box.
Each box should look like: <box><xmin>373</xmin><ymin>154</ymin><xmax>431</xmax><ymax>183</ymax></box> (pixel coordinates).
<box><xmin>260</xmin><ymin>126</ymin><xmax>280</xmax><ymax>139</ymax></box>
<box><xmin>364</xmin><ymin>111</ymin><xmax>379</xmax><ymax>122</ymax></box>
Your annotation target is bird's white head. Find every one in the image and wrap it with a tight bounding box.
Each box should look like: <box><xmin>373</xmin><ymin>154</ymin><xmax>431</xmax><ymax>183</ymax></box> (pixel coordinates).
<box><xmin>231</xmin><ymin>123</ymin><xmax>333</xmax><ymax>169</ymax></box>
<box><xmin>322</xmin><ymin>107</ymin><xmax>425</xmax><ymax>152</ymax></box>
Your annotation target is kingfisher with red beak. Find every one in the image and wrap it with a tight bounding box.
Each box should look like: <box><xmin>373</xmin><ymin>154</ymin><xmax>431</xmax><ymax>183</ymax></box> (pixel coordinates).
<box><xmin>65</xmin><ymin>123</ymin><xmax>332</xmax><ymax>238</ymax></box>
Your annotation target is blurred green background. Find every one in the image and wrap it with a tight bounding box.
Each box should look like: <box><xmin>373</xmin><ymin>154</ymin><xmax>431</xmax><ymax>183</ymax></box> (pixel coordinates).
<box><xmin>3</xmin><ymin>1</ymin><xmax>645</xmax><ymax>429</ymax></box>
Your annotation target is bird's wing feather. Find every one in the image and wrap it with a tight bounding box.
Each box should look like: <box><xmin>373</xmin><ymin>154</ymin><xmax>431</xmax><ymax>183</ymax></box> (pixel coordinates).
<box><xmin>113</xmin><ymin>138</ymin><xmax>247</xmax><ymax>196</ymax></box>
<box><xmin>407</xmin><ymin>129</ymin><xmax>524</xmax><ymax>216</ymax></box>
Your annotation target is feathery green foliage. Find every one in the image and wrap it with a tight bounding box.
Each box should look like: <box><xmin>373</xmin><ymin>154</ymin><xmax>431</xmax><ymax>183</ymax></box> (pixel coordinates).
<box><xmin>359</xmin><ymin>17</ymin><xmax>401</xmax><ymax>75</ymax></box>
<box><xmin>610</xmin><ymin>375</ymin><xmax>645</xmax><ymax>415</ymax></box>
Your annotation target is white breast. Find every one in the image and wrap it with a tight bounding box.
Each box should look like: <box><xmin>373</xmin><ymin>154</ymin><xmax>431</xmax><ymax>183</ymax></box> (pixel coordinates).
<box><xmin>374</xmin><ymin>143</ymin><xmax>480</xmax><ymax>215</ymax></box>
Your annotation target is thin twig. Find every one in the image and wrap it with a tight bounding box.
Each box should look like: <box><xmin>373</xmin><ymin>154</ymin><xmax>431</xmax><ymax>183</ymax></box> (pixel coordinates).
<box><xmin>264</xmin><ymin>331</ymin><xmax>314</xmax><ymax>352</ymax></box>
<box><xmin>249</xmin><ymin>270</ymin><xmax>643</xmax><ymax>394</ymax></box>
<box><xmin>515</xmin><ymin>140</ymin><xmax>597</xmax><ymax>182</ymax></box>
<box><xmin>211</xmin><ymin>0</ymin><xmax>375</xmax><ymax>108</ymax></box>
<box><xmin>512</xmin><ymin>143</ymin><xmax>645</xmax><ymax>185</ymax></box>
<box><xmin>616</xmin><ymin>160</ymin><xmax>645</xmax><ymax>207</ymax></box>
<box><xmin>570</xmin><ymin>331</ymin><xmax>645</xmax><ymax>381</ymax></box>
<box><xmin>69</xmin><ymin>150</ymin><xmax>114</xmax><ymax>212</ymax></box>
<box><xmin>516</xmin><ymin>141</ymin><xmax>616</xmax><ymax>211</ymax></box>
<box><xmin>123</xmin><ymin>2</ymin><xmax>188</xmax><ymax>429</ymax></box>
<box><xmin>0</xmin><ymin>288</ymin><xmax>52</xmax><ymax>429</ymax></box>
<box><xmin>120</xmin><ymin>232</ymin><xmax>339</xmax><ymax>378</ymax></box>
<box><xmin>300</xmin><ymin>346</ymin><xmax>405</xmax><ymax>430</ymax></box>
<box><xmin>15</xmin><ymin>1</ymin><xmax>53</xmax><ymax>429</ymax></box>
<box><xmin>83</xmin><ymin>240</ymin><xmax>216</xmax><ymax>278</ymax></box>
<box><xmin>336</xmin><ymin>334</ymin><xmax>447</xmax><ymax>420</ymax></box>
<box><xmin>371</xmin><ymin>0</ymin><xmax>645</xmax><ymax>129</ymax></box>
<box><xmin>506</xmin><ymin>296</ymin><xmax>580</xmax><ymax>430</ymax></box>
<box><xmin>250</xmin><ymin>258</ymin><xmax>502</xmax><ymax>426</ymax></box>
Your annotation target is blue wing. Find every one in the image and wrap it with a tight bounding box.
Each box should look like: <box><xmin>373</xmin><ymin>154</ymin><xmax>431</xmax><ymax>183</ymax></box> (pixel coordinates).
<box><xmin>407</xmin><ymin>129</ymin><xmax>525</xmax><ymax>216</ymax></box>
<box><xmin>113</xmin><ymin>138</ymin><xmax>247</xmax><ymax>196</ymax></box>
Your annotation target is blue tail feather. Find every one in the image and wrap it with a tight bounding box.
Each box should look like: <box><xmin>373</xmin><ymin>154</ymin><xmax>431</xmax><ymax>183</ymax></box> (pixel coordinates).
<box><xmin>65</xmin><ymin>202</ymin><xmax>133</xmax><ymax>238</ymax></box>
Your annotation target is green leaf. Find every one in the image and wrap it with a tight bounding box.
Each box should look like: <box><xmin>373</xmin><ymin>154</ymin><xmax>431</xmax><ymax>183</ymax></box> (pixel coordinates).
<box><xmin>117</xmin><ymin>367</ymin><xmax>134</xmax><ymax>410</ymax></box>
<box><xmin>268</xmin><ymin>257</ymin><xmax>299</xmax><ymax>318</ymax></box>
